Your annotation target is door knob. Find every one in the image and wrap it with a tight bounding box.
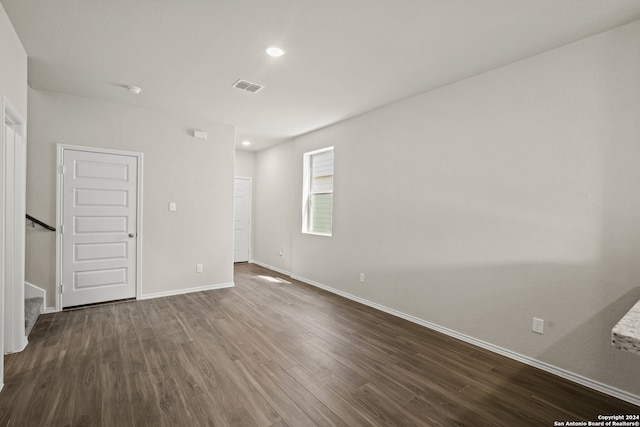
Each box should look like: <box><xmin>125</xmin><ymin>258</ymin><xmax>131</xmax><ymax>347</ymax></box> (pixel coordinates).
<box><xmin>128</xmin><ymin>233</ymin><xmax>135</xmax><ymax>238</ymax></box>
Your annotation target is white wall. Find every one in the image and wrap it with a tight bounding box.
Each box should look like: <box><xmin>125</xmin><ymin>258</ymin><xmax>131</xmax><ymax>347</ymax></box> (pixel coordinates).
<box><xmin>254</xmin><ymin>140</ymin><xmax>295</xmax><ymax>272</ymax></box>
<box><xmin>0</xmin><ymin>5</ymin><xmax>27</xmax><ymax>117</ymax></box>
<box><xmin>26</xmin><ymin>89</ymin><xmax>235</xmax><ymax>307</ymax></box>
<box><xmin>0</xmin><ymin>2</ymin><xmax>28</xmax><ymax>389</ymax></box>
<box><xmin>255</xmin><ymin>20</ymin><xmax>640</xmax><ymax>398</ymax></box>
<box><xmin>235</xmin><ymin>150</ymin><xmax>255</xmax><ymax>179</ymax></box>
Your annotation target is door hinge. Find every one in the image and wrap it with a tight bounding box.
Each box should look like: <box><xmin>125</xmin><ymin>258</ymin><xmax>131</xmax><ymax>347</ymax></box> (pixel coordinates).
<box><xmin>60</xmin><ymin>224</ymin><xmax>64</xmax><ymax>234</ymax></box>
<box><xmin>58</xmin><ymin>165</ymin><xmax>66</xmax><ymax>174</ymax></box>
<box><xmin>60</xmin><ymin>284</ymin><xmax>64</xmax><ymax>293</ymax></box>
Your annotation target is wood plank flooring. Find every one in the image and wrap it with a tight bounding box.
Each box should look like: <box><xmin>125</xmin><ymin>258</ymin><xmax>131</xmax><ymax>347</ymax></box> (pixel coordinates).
<box><xmin>1</xmin><ymin>262</ymin><xmax>638</xmax><ymax>426</ymax></box>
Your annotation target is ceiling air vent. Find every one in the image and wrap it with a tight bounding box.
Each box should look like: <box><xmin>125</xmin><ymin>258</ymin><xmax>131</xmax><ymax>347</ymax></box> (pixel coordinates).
<box><xmin>232</xmin><ymin>79</ymin><xmax>264</xmax><ymax>93</ymax></box>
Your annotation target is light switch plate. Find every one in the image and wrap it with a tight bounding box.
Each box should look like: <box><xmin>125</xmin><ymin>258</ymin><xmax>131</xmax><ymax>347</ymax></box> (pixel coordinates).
<box><xmin>532</xmin><ymin>317</ymin><xmax>544</xmax><ymax>335</ymax></box>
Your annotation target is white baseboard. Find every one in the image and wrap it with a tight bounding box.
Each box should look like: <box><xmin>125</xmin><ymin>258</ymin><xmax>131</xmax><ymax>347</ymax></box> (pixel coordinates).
<box><xmin>6</xmin><ymin>337</ymin><xmax>29</xmax><ymax>355</ymax></box>
<box><xmin>251</xmin><ymin>260</ymin><xmax>291</xmax><ymax>277</ymax></box>
<box><xmin>40</xmin><ymin>283</ymin><xmax>234</xmax><ymax>310</ymax></box>
<box><xmin>289</xmin><ymin>273</ymin><xmax>640</xmax><ymax>407</ymax></box>
<box><xmin>139</xmin><ymin>282</ymin><xmax>235</xmax><ymax>301</ymax></box>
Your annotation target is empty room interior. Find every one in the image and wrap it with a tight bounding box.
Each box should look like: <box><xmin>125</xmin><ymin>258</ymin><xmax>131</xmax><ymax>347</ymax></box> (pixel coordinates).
<box><xmin>2</xmin><ymin>0</ymin><xmax>640</xmax><ymax>425</ymax></box>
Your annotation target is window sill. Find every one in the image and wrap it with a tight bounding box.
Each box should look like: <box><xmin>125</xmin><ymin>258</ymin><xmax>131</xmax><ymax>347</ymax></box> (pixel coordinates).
<box><xmin>302</xmin><ymin>231</ymin><xmax>332</xmax><ymax>237</ymax></box>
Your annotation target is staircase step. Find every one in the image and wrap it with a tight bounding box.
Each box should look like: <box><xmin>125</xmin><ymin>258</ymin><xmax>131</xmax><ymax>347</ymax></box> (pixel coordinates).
<box><xmin>25</xmin><ymin>297</ymin><xmax>43</xmax><ymax>337</ymax></box>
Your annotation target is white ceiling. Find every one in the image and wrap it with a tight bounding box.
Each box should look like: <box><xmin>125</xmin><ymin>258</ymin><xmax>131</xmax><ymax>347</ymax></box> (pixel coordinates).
<box><xmin>3</xmin><ymin>0</ymin><xmax>640</xmax><ymax>151</ymax></box>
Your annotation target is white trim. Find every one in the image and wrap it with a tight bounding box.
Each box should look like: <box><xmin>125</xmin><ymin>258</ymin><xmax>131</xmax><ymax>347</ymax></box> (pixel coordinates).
<box><xmin>136</xmin><ymin>156</ymin><xmax>144</xmax><ymax>300</ymax></box>
<box><xmin>4</xmin><ymin>338</ymin><xmax>28</xmax><ymax>354</ymax></box>
<box><xmin>55</xmin><ymin>146</ymin><xmax>62</xmax><ymax>311</ymax></box>
<box><xmin>251</xmin><ymin>260</ymin><xmax>291</xmax><ymax>277</ymax></box>
<box><xmin>3</xmin><ymin>96</ymin><xmax>27</xmax><ymax>355</ymax></box>
<box><xmin>56</xmin><ymin>144</ymin><xmax>143</xmax><ymax>310</ymax></box>
<box><xmin>0</xmin><ymin>99</ymin><xmax>3</xmax><ymax>381</ymax></box>
<box><xmin>289</xmin><ymin>272</ymin><xmax>640</xmax><ymax>407</ymax></box>
<box><xmin>302</xmin><ymin>146</ymin><xmax>334</xmax><ymax>236</ymax></box>
<box><xmin>139</xmin><ymin>282</ymin><xmax>235</xmax><ymax>301</ymax></box>
<box><xmin>44</xmin><ymin>279</ymin><xmax>233</xmax><ymax>309</ymax></box>
<box><xmin>24</xmin><ymin>282</ymin><xmax>46</xmax><ymax>305</ymax></box>
<box><xmin>302</xmin><ymin>230</ymin><xmax>332</xmax><ymax>237</ymax></box>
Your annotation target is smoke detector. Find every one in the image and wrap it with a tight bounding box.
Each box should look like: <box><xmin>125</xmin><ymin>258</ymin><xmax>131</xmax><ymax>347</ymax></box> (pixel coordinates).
<box><xmin>232</xmin><ymin>79</ymin><xmax>264</xmax><ymax>93</ymax></box>
<box><xmin>127</xmin><ymin>85</ymin><xmax>142</xmax><ymax>95</ymax></box>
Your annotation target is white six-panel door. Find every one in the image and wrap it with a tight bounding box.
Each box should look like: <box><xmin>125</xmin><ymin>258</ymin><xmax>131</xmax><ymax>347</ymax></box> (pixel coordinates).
<box><xmin>60</xmin><ymin>148</ymin><xmax>139</xmax><ymax>307</ymax></box>
<box><xmin>233</xmin><ymin>177</ymin><xmax>251</xmax><ymax>263</ymax></box>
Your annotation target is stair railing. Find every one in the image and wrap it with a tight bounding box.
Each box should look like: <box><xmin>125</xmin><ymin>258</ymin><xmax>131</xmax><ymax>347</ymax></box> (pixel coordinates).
<box><xmin>26</xmin><ymin>214</ymin><xmax>56</xmax><ymax>231</ymax></box>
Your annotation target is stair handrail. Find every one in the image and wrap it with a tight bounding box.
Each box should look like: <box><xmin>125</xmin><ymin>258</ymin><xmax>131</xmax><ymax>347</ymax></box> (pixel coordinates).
<box><xmin>26</xmin><ymin>214</ymin><xmax>56</xmax><ymax>231</ymax></box>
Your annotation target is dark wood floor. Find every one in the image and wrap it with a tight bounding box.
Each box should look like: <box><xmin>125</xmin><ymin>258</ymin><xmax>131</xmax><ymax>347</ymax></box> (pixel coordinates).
<box><xmin>1</xmin><ymin>263</ymin><xmax>638</xmax><ymax>426</ymax></box>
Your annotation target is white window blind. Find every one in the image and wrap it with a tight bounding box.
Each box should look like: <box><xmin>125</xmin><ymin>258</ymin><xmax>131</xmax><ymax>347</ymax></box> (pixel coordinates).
<box><xmin>303</xmin><ymin>147</ymin><xmax>334</xmax><ymax>235</ymax></box>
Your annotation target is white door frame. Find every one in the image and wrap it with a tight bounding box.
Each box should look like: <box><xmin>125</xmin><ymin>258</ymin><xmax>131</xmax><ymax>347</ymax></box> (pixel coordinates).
<box><xmin>234</xmin><ymin>176</ymin><xmax>252</xmax><ymax>262</ymax></box>
<box><xmin>56</xmin><ymin>144</ymin><xmax>143</xmax><ymax>311</ymax></box>
<box><xmin>2</xmin><ymin>96</ymin><xmax>27</xmax><ymax>354</ymax></box>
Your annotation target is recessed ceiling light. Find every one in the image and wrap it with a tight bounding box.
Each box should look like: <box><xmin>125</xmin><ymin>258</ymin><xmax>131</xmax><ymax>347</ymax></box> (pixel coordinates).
<box><xmin>242</xmin><ymin>140</ymin><xmax>251</xmax><ymax>146</ymax></box>
<box><xmin>265</xmin><ymin>46</ymin><xmax>285</xmax><ymax>57</ymax></box>
<box><xmin>127</xmin><ymin>85</ymin><xmax>142</xmax><ymax>95</ymax></box>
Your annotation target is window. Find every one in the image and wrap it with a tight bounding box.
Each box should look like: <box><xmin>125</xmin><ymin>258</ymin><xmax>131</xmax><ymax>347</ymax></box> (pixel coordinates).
<box><xmin>303</xmin><ymin>147</ymin><xmax>334</xmax><ymax>236</ymax></box>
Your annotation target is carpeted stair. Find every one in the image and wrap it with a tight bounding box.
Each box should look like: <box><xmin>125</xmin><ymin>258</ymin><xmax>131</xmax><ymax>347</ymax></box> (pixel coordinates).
<box><xmin>25</xmin><ymin>297</ymin><xmax>43</xmax><ymax>337</ymax></box>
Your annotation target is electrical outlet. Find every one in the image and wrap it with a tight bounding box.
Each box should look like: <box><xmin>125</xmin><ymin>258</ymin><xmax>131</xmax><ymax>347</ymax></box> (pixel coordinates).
<box><xmin>196</xmin><ymin>264</ymin><xmax>203</xmax><ymax>273</ymax></box>
<box><xmin>169</xmin><ymin>202</ymin><xmax>177</xmax><ymax>211</ymax></box>
<box><xmin>532</xmin><ymin>317</ymin><xmax>544</xmax><ymax>335</ymax></box>
<box><xmin>359</xmin><ymin>273</ymin><xmax>365</xmax><ymax>283</ymax></box>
